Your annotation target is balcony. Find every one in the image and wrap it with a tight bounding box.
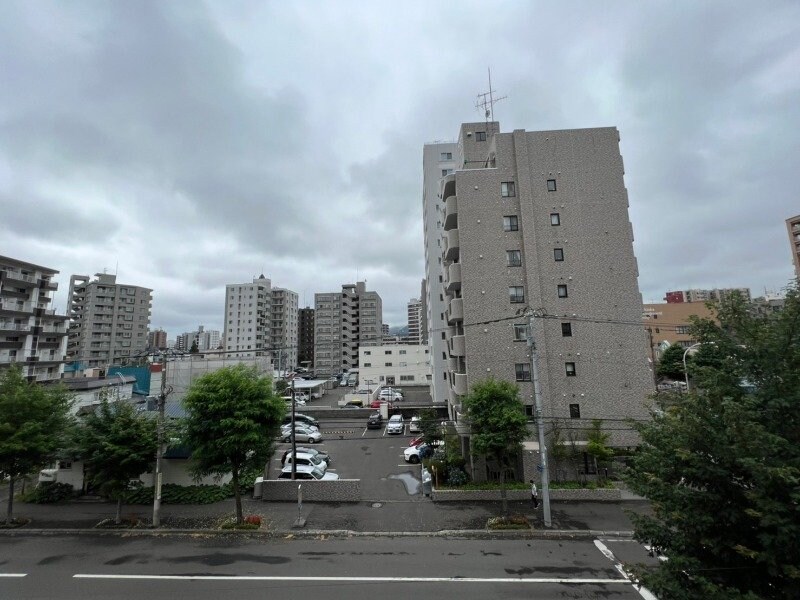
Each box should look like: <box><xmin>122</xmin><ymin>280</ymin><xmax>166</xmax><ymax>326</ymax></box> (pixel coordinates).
<box><xmin>447</xmin><ymin>297</ymin><xmax>463</xmax><ymax>324</ymax></box>
<box><xmin>453</xmin><ymin>372</ymin><xmax>468</xmax><ymax>395</ymax></box>
<box><xmin>446</xmin><ymin>263</ymin><xmax>461</xmax><ymax>292</ymax></box>
<box><xmin>445</xmin><ymin>229</ymin><xmax>460</xmax><ymax>261</ymax></box>
<box><xmin>451</xmin><ymin>335</ymin><xmax>465</xmax><ymax>357</ymax></box>
<box><xmin>444</xmin><ymin>195</ymin><xmax>458</xmax><ymax>230</ymax></box>
<box><xmin>2</xmin><ymin>271</ymin><xmax>36</xmax><ymax>286</ymax></box>
<box><xmin>441</xmin><ymin>173</ymin><xmax>456</xmax><ymax>200</ymax></box>
<box><xmin>0</xmin><ymin>321</ymin><xmax>29</xmax><ymax>332</ymax></box>
<box><xmin>0</xmin><ymin>300</ymin><xmax>32</xmax><ymax>313</ymax></box>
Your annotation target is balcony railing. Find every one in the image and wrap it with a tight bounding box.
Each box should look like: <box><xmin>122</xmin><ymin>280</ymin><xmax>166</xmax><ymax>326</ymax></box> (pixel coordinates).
<box><xmin>0</xmin><ymin>300</ymin><xmax>32</xmax><ymax>312</ymax></box>
<box><xmin>2</xmin><ymin>271</ymin><xmax>36</xmax><ymax>284</ymax></box>
<box><xmin>453</xmin><ymin>373</ymin><xmax>468</xmax><ymax>395</ymax></box>
<box><xmin>0</xmin><ymin>322</ymin><xmax>30</xmax><ymax>331</ymax></box>
<box><xmin>444</xmin><ymin>195</ymin><xmax>458</xmax><ymax>230</ymax></box>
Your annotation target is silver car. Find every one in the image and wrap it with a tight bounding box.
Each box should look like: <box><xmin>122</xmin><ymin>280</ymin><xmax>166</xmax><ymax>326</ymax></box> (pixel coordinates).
<box><xmin>281</xmin><ymin>425</ymin><xmax>322</xmax><ymax>443</ymax></box>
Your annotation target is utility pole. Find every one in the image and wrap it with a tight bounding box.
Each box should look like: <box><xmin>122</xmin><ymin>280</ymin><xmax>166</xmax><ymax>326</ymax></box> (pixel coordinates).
<box><xmin>290</xmin><ymin>375</ymin><xmax>296</xmax><ymax>480</ymax></box>
<box><xmin>527</xmin><ymin>310</ymin><xmax>552</xmax><ymax>527</ymax></box>
<box><xmin>152</xmin><ymin>355</ymin><xmax>166</xmax><ymax>527</ymax></box>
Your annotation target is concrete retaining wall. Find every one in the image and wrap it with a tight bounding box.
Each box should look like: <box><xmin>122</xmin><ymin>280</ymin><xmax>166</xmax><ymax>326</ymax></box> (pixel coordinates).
<box><xmin>260</xmin><ymin>479</ymin><xmax>361</xmax><ymax>502</ymax></box>
<box><xmin>431</xmin><ymin>487</ymin><xmax>621</xmax><ymax>502</ymax></box>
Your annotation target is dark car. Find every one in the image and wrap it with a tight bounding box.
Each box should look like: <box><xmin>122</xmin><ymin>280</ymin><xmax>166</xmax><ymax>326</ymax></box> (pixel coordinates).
<box><xmin>366</xmin><ymin>413</ymin><xmax>383</xmax><ymax>429</ymax></box>
<box><xmin>282</xmin><ymin>413</ymin><xmax>320</xmax><ymax>429</ymax></box>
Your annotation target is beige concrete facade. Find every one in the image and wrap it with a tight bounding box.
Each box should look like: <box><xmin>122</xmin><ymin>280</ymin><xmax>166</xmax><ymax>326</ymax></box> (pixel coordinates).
<box><xmin>787</xmin><ymin>214</ymin><xmax>800</xmax><ymax>279</ymax></box>
<box><xmin>643</xmin><ymin>301</ymin><xmax>717</xmax><ymax>359</ymax></box>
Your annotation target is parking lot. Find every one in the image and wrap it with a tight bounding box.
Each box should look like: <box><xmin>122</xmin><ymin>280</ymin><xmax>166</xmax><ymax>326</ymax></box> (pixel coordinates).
<box><xmin>275</xmin><ymin>386</ymin><xmax>430</xmax><ymax>501</ymax></box>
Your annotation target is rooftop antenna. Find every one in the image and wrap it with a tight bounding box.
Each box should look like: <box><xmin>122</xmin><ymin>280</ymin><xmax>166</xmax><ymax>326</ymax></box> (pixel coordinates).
<box><xmin>475</xmin><ymin>67</ymin><xmax>507</xmax><ymax>124</ymax></box>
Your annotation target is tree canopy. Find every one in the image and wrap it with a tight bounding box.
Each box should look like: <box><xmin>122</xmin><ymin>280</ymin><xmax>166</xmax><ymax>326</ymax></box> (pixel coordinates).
<box><xmin>75</xmin><ymin>391</ymin><xmax>158</xmax><ymax>523</ymax></box>
<box><xmin>462</xmin><ymin>378</ymin><xmax>529</xmax><ymax>513</ymax></box>
<box><xmin>625</xmin><ymin>284</ymin><xmax>800</xmax><ymax>599</ymax></box>
<box><xmin>182</xmin><ymin>364</ymin><xmax>284</xmax><ymax>523</ymax></box>
<box><xmin>0</xmin><ymin>366</ymin><xmax>73</xmax><ymax>525</ymax></box>
<box><xmin>655</xmin><ymin>343</ymin><xmax>688</xmax><ymax>380</ymax></box>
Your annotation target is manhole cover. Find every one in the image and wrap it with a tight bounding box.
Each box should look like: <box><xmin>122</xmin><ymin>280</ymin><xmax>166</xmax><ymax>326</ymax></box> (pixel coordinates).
<box><xmin>371</xmin><ymin>502</ymin><xmax>383</xmax><ymax>508</ymax></box>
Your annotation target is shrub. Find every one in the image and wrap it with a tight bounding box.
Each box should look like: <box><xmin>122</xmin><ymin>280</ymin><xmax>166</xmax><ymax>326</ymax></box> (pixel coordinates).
<box><xmin>446</xmin><ymin>467</ymin><xmax>468</xmax><ymax>486</ymax></box>
<box><xmin>21</xmin><ymin>482</ymin><xmax>77</xmax><ymax>504</ymax></box>
<box><xmin>244</xmin><ymin>515</ymin><xmax>262</xmax><ymax>526</ymax></box>
<box><xmin>487</xmin><ymin>514</ymin><xmax>530</xmax><ymax>530</ymax></box>
<box><xmin>123</xmin><ymin>483</ymin><xmax>233</xmax><ymax>504</ymax></box>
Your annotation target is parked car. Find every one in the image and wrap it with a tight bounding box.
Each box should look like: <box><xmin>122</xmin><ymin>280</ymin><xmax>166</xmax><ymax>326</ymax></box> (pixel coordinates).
<box><xmin>282</xmin><ymin>413</ymin><xmax>320</xmax><ymax>429</ymax></box>
<box><xmin>408</xmin><ymin>435</ymin><xmax>425</xmax><ymax>447</ymax></box>
<box><xmin>282</xmin><ymin>395</ymin><xmax>306</xmax><ymax>406</ymax></box>
<box><xmin>366</xmin><ymin>413</ymin><xmax>383</xmax><ymax>429</ymax></box>
<box><xmin>341</xmin><ymin>398</ymin><xmax>364</xmax><ymax>408</ymax></box>
<box><xmin>369</xmin><ymin>399</ymin><xmax>392</xmax><ymax>409</ymax></box>
<box><xmin>281</xmin><ymin>425</ymin><xmax>322</xmax><ymax>443</ymax></box>
<box><xmin>386</xmin><ymin>414</ymin><xmax>404</xmax><ymax>434</ymax></box>
<box><xmin>281</xmin><ymin>447</ymin><xmax>330</xmax><ymax>465</ymax></box>
<box><xmin>277</xmin><ymin>464</ymin><xmax>339</xmax><ymax>481</ymax></box>
<box><xmin>403</xmin><ymin>443</ymin><xmax>434</xmax><ymax>464</ymax></box>
<box><xmin>409</xmin><ymin>415</ymin><xmax>421</xmax><ymax>433</ymax></box>
<box><xmin>281</xmin><ymin>422</ymin><xmax>319</xmax><ymax>434</ymax></box>
<box><xmin>379</xmin><ymin>388</ymin><xmax>403</xmax><ymax>401</ymax></box>
<box><xmin>282</xmin><ymin>451</ymin><xmax>328</xmax><ymax>472</ymax></box>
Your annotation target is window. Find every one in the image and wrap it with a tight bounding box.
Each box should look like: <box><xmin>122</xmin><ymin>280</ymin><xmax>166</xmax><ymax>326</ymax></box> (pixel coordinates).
<box><xmin>400</xmin><ymin>375</ymin><xmax>415</xmax><ymax>381</ymax></box>
<box><xmin>515</xmin><ymin>363</ymin><xmax>531</xmax><ymax>381</ymax></box>
<box><xmin>565</xmin><ymin>362</ymin><xmax>576</xmax><ymax>376</ymax></box>
<box><xmin>557</xmin><ymin>284</ymin><xmax>568</xmax><ymax>298</ymax></box>
<box><xmin>385</xmin><ymin>350</ymin><xmax>392</xmax><ymax>355</ymax></box>
<box><xmin>364</xmin><ymin>350</ymin><xmax>371</xmax><ymax>355</ymax></box>
<box><xmin>675</xmin><ymin>325</ymin><xmax>690</xmax><ymax>335</ymax></box>
<box><xmin>509</xmin><ymin>286</ymin><xmax>525</xmax><ymax>303</ymax></box>
<box><xmin>561</xmin><ymin>322</ymin><xmax>572</xmax><ymax>337</ymax></box>
<box><xmin>547</xmin><ymin>179</ymin><xmax>557</xmax><ymax>191</ymax></box>
<box><xmin>501</xmin><ymin>182</ymin><xmax>516</xmax><ymax>197</ymax></box>
<box><xmin>550</xmin><ymin>213</ymin><xmax>561</xmax><ymax>226</ymax></box>
<box><xmin>399</xmin><ymin>350</ymin><xmax>407</xmax><ymax>354</ymax></box>
<box><xmin>503</xmin><ymin>216</ymin><xmax>519</xmax><ymax>231</ymax></box>
<box><xmin>441</xmin><ymin>169</ymin><xmax>453</xmax><ymax>176</ymax></box>
<box><xmin>399</xmin><ymin>362</ymin><xmax>407</xmax><ymax>367</ymax></box>
<box><xmin>363</xmin><ymin>362</ymin><xmax>371</xmax><ymax>367</ymax></box>
<box><xmin>443</xmin><ymin>372</ymin><xmax>448</xmax><ymax>380</ymax></box>
<box><xmin>506</xmin><ymin>250</ymin><xmax>522</xmax><ymax>267</ymax></box>
<box><xmin>475</xmin><ymin>131</ymin><xmax>487</xmax><ymax>141</ymax></box>
<box><xmin>440</xmin><ymin>152</ymin><xmax>453</xmax><ymax>160</ymax></box>
<box><xmin>554</xmin><ymin>248</ymin><xmax>564</xmax><ymax>262</ymax></box>
<box><xmin>569</xmin><ymin>403</ymin><xmax>581</xmax><ymax>419</ymax></box>
<box><xmin>513</xmin><ymin>324</ymin><xmax>528</xmax><ymax>341</ymax></box>
<box><xmin>441</xmin><ymin>332</ymin><xmax>446</xmax><ymax>340</ymax></box>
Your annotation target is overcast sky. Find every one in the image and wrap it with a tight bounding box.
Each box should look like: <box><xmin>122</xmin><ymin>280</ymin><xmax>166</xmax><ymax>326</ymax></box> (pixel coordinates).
<box><xmin>2</xmin><ymin>1</ymin><xmax>798</xmax><ymax>337</ymax></box>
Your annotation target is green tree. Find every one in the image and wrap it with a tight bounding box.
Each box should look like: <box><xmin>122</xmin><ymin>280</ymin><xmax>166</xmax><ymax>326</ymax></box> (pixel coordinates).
<box><xmin>625</xmin><ymin>285</ymin><xmax>800</xmax><ymax>599</ymax></box>
<box><xmin>182</xmin><ymin>365</ymin><xmax>283</xmax><ymax>524</ymax></box>
<box><xmin>462</xmin><ymin>378</ymin><xmax>529</xmax><ymax>514</ymax></box>
<box><xmin>0</xmin><ymin>366</ymin><xmax>74</xmax><ymax>525</ymax></box>
<box><xmin>656</xmin><ymin>344</ymin><xmax>688</xmax><ymax>380</ymax></box>
<box><xmin>274</xmin><ymin>379</ymin><xmax>289</xmax><ymax>395</ymax></box>
<box><xmin>75</xmin><ymin>392</ymin><xmax>158</xmax><ymax>524</ymax></box>
<box><xmin>189</xmin><ymin>340</ymin><xmax>199</xmax><ymax>354</ymax></box>
<box><xmin>585</xmin><ymin>419</ymin><xmax>613</xmax><ymax>479</ymax></box>
<box><xmin>418</xmin><ymin>408</ymin><xmax>442</xmax><ymax>445</ymax></box>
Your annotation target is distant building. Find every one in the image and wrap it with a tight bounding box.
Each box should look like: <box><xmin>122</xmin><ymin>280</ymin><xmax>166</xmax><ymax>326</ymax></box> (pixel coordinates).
<box><xmin>147</xmin><ymin>328</ymin><xmax>168</xmax><ymax>350</ymax></box>
<box><xmin>381</xmin><ymin>323</ymin><xmax>389</xmax><ymax>337</ymax></box>
<box><xmin>787</xmin><ymin>215</ymin><xmax>800</xmax><ymax>279</ymax></box>
<box><xmin>0</xmin><ymin>255</ymin><xmax>69</xmax><ymax>382</ymax></box>
<box><xmin>176</xmin><ymin>325</ymin><xmax>220</xmax><ymax>352</ymax></box>
<box><xmin>298</xmin><ymin>307</ymin><xmax>314</xmax><ymax>368</ymax></box>
<box><xmin>751</xmin><ymin>293</ymin><xmax>786</xmax><ymax>317</ymax></box>
<box><xmin>664</xmin><ymin>288</ymin><xmax>751</xmax><ymax>304</ymax></box>
<box><xmin>67</xmin><ymin>273</ymin><xmax>152</xmax><ymax>369</ymax></box>
<box><xmin>358</xmin><ymin>344</ymin><xmax>430</xmax><ymax>388</ymax></box>
<box><xmin>643</xmin><ymin>302</ymin><xmax>717</xmax><ymax>359</ymax></box>
<box><xmin>313</xmin><ymin>281</ymin><xmax>382</xmax><ymax>376</ymax></box>
<box><xmin>407</xmin><ymin>297</ymin><xmax>423</xmax><ymax>345</ymax></box>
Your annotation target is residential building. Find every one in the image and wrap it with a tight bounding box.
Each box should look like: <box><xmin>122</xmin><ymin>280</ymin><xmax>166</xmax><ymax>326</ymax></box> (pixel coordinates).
<box><xmin>643</xmin><ymin>302</ymin><xmax>717</xmax><ymax>359</ymax></box>
<box><xmin>664</xmin><ymin>288</ymin><xmax>751</xmax><ymax>303</ymax></box>
<box><xmin>419</xmin><ymin>279</ymin><xmax>429</xmax><ymax>345</ymax></box>
<box><xmin>407</xmin><ymin>297</ymin><xmax>423</xmax><ymax>345</ymax></box>
<box><xmin>423</xmin><ymin>141</ymin><xmax>458</xmax><ymax>404</ymax></box>
<box><xmin>0</xmin><ymin>255</ymin><xmax>69</xmax><ymax>382</ymax></box>
<box><xmin>751</xmin><ymin>292</ymin><xmax>786</xmax><ymax>317</ymax></box>
<box><xmin>787</xmin><ymin>214</ymin><xmax>800</xmax><ymax>279</ymax></box>
<box><xmin>147</xmin><ymin>328</ymin><xmax>167</xmax><ymax>350</ymax></box>
<box><xmin>313</xmin><ymin>281</ymin><xmax>382</xmax><ymax>376</ymax></box>
<box><xmin>425</xmin><ymin>122</ymin><xmax>653</xmax><ymax>447</ymax></box>
<box><xmin>66</xmin><ymin>273</ymin><xmax>152</xmax><ymax>369</ymax></box>
<box><xmin>381</xmin><ymin>323</ymin><xmax>389</xmax><ymax>337</ymax></box>
<box><xmin>358</xmin><ymin>344</ymin><xmax>430</xmax><ymax>388</ymax></box>
<box><xmin>176</xmin><ymin>325</ymin><xmax>220</xmax><ymax>352</ymax></box>
<box><xmin>271</xmin><ymin>287</ymin><xmax>299</xmax><ymax>370</ymax></box>
<box><xmin>298</xmin><ymin>307</ymin><xmax>314</xmax><ymax>368</ymax></box>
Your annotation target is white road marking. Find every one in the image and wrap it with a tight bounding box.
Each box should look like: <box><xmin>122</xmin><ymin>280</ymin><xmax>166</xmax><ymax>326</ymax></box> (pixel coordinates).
<box><xmin>74</xmin><ymin>574</ymin><xmax>631</xmax><ymax>584</ymax></box>
<box><xmin>0</xmin><ymin>574</ymin><xmax>27</xmax><ymax>578</ymax></box>
<box><xmin>594</xmin><ymin>540</ymin><xmax>659</xmax><ymax>600</ymax></box>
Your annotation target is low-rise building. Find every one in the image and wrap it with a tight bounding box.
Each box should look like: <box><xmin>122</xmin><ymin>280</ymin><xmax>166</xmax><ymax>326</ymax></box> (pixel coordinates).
<box><xmin>358</xmin><ymin>343</ymin><xmax>431</xmax><ymax>388</ymax></box>
<box><xmin>643</xmin><ymin>302</ymin><xmax>717</xmax><ymax>360</ymax></box>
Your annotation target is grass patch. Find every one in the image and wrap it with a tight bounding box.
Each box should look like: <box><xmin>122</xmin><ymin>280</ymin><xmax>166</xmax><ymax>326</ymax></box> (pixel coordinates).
<box><xmin>94</xmin><ymin>518</ymin><xmax>145</xmax><ymax>529</ymax></box>
<box><xmin>487</xmin><ymin>514</ymin><xmax>530</xmax><ymax>530</ymax></box>
<box><xmin>0</xmin><ymin>518</ymin><xmax>30</xmax><ymax>529</ymax></box>
<box><xmin>550</xmin><ymin>480</ymin><xmax>616</xmax><ymax>490</ymax></box>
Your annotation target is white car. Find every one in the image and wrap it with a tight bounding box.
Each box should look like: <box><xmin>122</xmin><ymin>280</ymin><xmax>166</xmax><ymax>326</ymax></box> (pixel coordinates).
<box><xmin>409</xmin><ymin>416</ymin><xmax>421</xmax><ymax>433</ymax></box>
<box><xmin>278</xmin><ymin>464</ymin><xmax>338</xmax><ymax>480</ymax></box>
<box><xmin>282</xmin><ymin>395</ymin><xmax>307</xmax><ymax>406</ymax></box>
<box><xmin>282</xmin><ymin>451</ymin><xmax>328</xmax><ymax>472</ymax></box>
<box><xmin>386</xmin><ymin>414</ymin><xmax>404</xmax><ymax>434</ymax></box>
<box><xmin>404</xmin><ymin>443</ymin><xmax>434</xmax><ymax>464</ymax></box>
<box><xmin>379</xmin><ymin>388</ymin><xmax>403</xmax><ymax>401</ymax></box>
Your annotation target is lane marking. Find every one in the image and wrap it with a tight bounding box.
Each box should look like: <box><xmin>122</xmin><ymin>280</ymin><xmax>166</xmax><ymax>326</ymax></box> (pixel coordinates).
<box><xmin>594</xmin><ymin>540</ymin><xmax>658</xmax><ymax>600</ymax></box>
<box><xmin>0</xmin><ymin>574</ymin><xmax>27</xmax><ymax>578</ymax></box>
<box><xmin>74</xmin><ymin>574</ymin><xmax>631</xmax><ymax>584</ymax></box>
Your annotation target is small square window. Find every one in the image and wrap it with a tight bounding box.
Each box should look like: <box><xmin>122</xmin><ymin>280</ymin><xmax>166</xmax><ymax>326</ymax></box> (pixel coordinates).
<box><xmin>475</xmin><ymin>131</ymin><xmax>487</xmax><ymax>141</ymax></box>
<box><xmin>569</xmin><ymin>403</ymin><xmax>581</xmax><ymax>418</ymax></box>
<box><xmin>554</xmin><ymin>248</ymin><xmax>564</xmax><ymax>261</ymax></box>
<box><xmin>363</xmin><ymin>362</ymin><xmax>371</xmax><ymax>367</ymax></box>
<box><xmin>509</xmin><ymin>286</ymin><xmax>525</xmax><ymax>303</ymax></box>
<box><xmin>565</xmin><ymin>362</ymin><xmax>576</xmax><ymax>376</ymax></box>
<box><xmin>440</xmin><ymin>152</ymin><xmax>453</xmax><ymax>160</ymax></box>
<box><xmin>364</xmin><ymin>350</ymin><xmax>371</xmax><ymax>355</ymax></box>
<box><xmin>385</xmin><ymin>362</ymin><xmax>392</xmax><ymax>367</ymax></box>
<box><xmin>385</xmin><ymin>350</ymin><xmax>392</xmax><ymax>355</ymax></box>
<box><xmin>561</xmin><ymin>322</ymin><xmax>572</xmax><ymax>337</ymax></box>
<box><xmin>557</xmin><ymin>284</ymin><xmax>568</xmax><ymax>298</ymax></box>
<box><xmin>513</xmin><ymin>324</ymin><xmax>528</xmax><ymax>341</ymax></box>
<box><xmin>547</xmin><ymin>179</ymin><xmax>557</xmax><ymax>191</ymax></box>
<box><xmin>501</xmin><ymin>182</ymin><xmax>516</xmax><ymax>197</ymax></box>
<box><xmin>550</xmin><ymin>213</ymin><xmax>561</xmax><ymax>226</ymax></box>
<box><xmin>506</xmin><ymin>250</ymin><xmax>522</xmax><ymax>267</ymax></box>
<box><xmin>515</xmin><ymin>363</ymin><xmax>531</xmax><ymax>381</ymax></box>
<box><xmin>503</xmin><ymin>216</ymin><xmax>519</xmax><ymax>231</ymax></box>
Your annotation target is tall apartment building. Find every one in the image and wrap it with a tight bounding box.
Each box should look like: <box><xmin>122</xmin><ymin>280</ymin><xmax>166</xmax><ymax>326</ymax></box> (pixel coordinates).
<box><xmin>423</xmin><ymin>142</ymin><xmax>458</xmax><ymax>404</ymax></box>
<box><xmin>175</xmin><ymin>325</ymin><xmax>220</xmax><ymax>352</ymax></box>
<box><xmin>223</xmin><ymin>276</ymin><xmax>299</xmax><ymax>369</ymax></box>
<box><xmin>297</xmin><ymin>307</ymin><xmax>314</xmax><ymax>368</ymax></box>
<box><xmin>407</xmin><ymin>297</ymin><xmax>423</xmax><ymax>345</ymax></box>
<box><xmin>67</xmin><ymin>273</ymin><xmax>152</xmax><ymax>368</ymax></box>
<box><xmin>787</xmin><ymin>214</ymin><xmax>800</xmax><ymax>279</ymax></box>
<box><xmin>423</xmin><ymin>122</ymin><xmax>652</xmax><ymax>446</ymax></box>
<box><xmin>0</xmin><ymin>256</ymin><xmax>69</xmax><ymax>382</ymax></box>
<box><xmin>147</xmin><ymin>328</ymin><xmax>167</xmax><ymax>350</ymax></box>
<box><xmin>419</xmin><ymin>279</ymin><xmax>429</xmax><ymax>345</ymax></box>
<box><xmin>313</xmin><ymin>281</ymin><xmax>382</xmax><ymax>376</ymax></box>
<box><xmin>664</xmin><ymin>288</ymin><xmax>751</xmax><ymax>304</ymax></box>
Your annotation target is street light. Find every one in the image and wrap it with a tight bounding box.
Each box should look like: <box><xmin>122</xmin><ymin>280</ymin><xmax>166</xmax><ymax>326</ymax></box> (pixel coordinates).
<box><xmin>682</xmin><ymin>342</ymin><xmax>714</xmax><ymax>392</ymax></box>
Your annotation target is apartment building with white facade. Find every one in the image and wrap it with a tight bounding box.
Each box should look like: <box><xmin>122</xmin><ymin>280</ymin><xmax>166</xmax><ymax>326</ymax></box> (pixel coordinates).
<box><xmin>423</xmin><ymin>122</ymin><xmax>652</xmax><ymax>446</ymax></box>
<box><xmin>358</xmin><ymin>344</ymin><xmax>430</xmax><ymax>388</ymax></box>
<box><xmin>423</xmin><ymin>142</ymin><xmax>458</xmax><ymax>404</ymax></box>
<box><xmin>271</xmin><ymin>287</ymin><xmax>299</xmax><ymax>370</ymax></box>
<box><xmin>0</xmin><ymin>256</ymin><xmax>69</xmax><ymax>382</ymax></box>
<box><xmin>313</xmin><ymin>281</ymin><xmax>382</xmax><ymax>376</ymax></box>
<box><xmin>66</xmin><ymin>273</ymin><xmax>152</xmax><ymax>369</ymax></box>
<box><xmin>175</xmin><ymin>325</ymin><xmax>220</xmax><ymax>352</ymax></box>
<box><xmin>406</xmin><ymin>297</ymin><xmax>423</xmax><ymax>345</ymax></box>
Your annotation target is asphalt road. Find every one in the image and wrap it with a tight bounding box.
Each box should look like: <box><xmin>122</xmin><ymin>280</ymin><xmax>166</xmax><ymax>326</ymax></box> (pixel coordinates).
<box><xmin>0</xmin><ymin>534</ymin><xmax>658</xmax><ymax>599</ymax></box>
